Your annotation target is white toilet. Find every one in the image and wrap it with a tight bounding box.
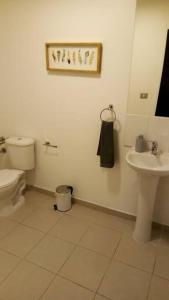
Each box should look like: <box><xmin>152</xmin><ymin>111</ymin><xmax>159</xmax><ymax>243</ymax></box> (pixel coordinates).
<box><xmin>0</xmin><ymin>137</ymin><xmax>35</xmax><ymax>217</ymax></box>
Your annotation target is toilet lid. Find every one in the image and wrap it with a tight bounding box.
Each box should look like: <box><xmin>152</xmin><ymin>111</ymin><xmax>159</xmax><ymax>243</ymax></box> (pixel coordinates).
<box><xmin>0</xmin><ymin>169</ymin><xmax>24</xmax><ymax>188</ymax></box>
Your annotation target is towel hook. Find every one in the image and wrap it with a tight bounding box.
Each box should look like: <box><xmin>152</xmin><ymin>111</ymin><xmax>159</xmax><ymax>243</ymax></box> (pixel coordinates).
<box><xmin>100</xmin><ymin>104</ymin><xmax>116</xmax><ymax>122</ymax></box>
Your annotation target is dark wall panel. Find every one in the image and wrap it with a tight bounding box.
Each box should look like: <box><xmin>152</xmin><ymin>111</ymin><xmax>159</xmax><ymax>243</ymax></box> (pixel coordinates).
<box><xmin>155</xmin><ymin>30</ymin><xmax>169</xmax><ymax>117</ymax></box>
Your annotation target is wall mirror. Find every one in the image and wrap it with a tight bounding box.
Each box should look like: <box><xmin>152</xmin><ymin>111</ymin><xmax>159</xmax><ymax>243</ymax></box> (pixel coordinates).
<box><xmin>127</xmin><ymin>0</ymin><xmax>169</xmax><ymax>117</ymax></box>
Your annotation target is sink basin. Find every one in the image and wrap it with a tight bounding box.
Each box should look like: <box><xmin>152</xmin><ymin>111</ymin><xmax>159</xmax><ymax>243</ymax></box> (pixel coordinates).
<box><xmin>126</xmin><ymin>149</ymin><xmax>169</xmax><ymax>177</ymax></box>
<box><xmin>126</xmin><ymin>149</ymin><xmax>169</xmax><ymax>242</ymax></box>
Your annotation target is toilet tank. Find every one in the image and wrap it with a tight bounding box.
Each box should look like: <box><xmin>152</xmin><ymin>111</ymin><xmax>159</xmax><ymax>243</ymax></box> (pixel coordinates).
<box><xmin>5</xmin><ymin>137</ymin><xmax>35</xmax><ymax>170</ymax></box>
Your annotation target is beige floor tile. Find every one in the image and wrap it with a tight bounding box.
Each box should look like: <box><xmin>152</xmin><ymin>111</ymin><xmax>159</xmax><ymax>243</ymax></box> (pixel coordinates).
<box><xmin>26</xmin><ymin>235</ymin><xmax>74</xmax><ymax>273</ymax></box>
<box><xmin>49</xmin><ymin>214</ymin><xmax>89</xmax><ymax>243</ymax></box>
<box><xmin>8</xmin><ymin>204</ymin><xmax>34</xmax><ymax>222</ymax></box>
<box><xmin>0</xmin><ymin>250</ymin><xmax>20</xmax><ymax>283</ymax></box>
<box><xmin>115</xmin><ymin>236</ymin><xmax>156</xmax><ymax>272</ymax></box>
<box><xmin>155</xmin><ymin>246</ymin><xmax>169</xmax><ymax>280</ymax></box>
<box><xmin>25</xmin><ymin>190</ymin><xmax>56</xmax><ymax>209</ymax></box>
<box><xmin>41</xmin><ymin>275</ymin><xmax>94</xmax><ymax>300</ymax></box>
<box><xmin>79</xmin><ymin>225</ymin><xmax>121</xmax><ymax>257</ymax></box>
<box><xmin>67</xmin><ymin>204</ymin><xmax>135</xmax><ymax>235</ymax></box>
<box><xmin>22</xmin><ymin>207</ymin><xmax>62</xmax><ymax>232</ymax></box>
<box><xmin>60</xmin><ymin>246</ymin><xmax>109</xmax><ymax>291</ymax></box>
<box><xmin>0</xmin><ymin>219</ymin><xmax>18</xmax><ymax>239</ymax></box>
<box><xmin>92</xmin><ymin>210</ymin><xmax>135</xmax><ymax>234</ymax></box>
<box><xmin>148</xmin><ymin>276</ymin><xmax>169</xmax><ymax>300</ymax></box>
<box><xmin>0</xmin><ymin>260</ymin><xmax>54</xmax><ymax>300</ymax></box>
<box><xmin>66</xmin><ymin>204</ymin><xmax>96</xmax><ymax>223</ymax></box>
<box><xmin>99</xmin><ymin>260</ymin><xmax>151</xmax><ymax>300</ymax></box>
<box><xmin>0</xmin><ymin>224</ymin><xmax>44</xmax><ymax>257</ymax></box>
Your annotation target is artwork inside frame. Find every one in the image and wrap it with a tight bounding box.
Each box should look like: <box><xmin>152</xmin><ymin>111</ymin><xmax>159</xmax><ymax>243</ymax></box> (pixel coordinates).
<box><xmin>45</xmin><ymin>42</ymin><xmax>102</xmax><ymax>74</ymax></box>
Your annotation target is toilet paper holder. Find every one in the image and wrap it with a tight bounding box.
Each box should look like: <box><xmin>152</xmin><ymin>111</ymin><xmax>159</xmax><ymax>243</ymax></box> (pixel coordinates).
<box><xmin>43</xmin><ymin>141</ymin><xmax>58</xmax><ymax>148</ymax></box>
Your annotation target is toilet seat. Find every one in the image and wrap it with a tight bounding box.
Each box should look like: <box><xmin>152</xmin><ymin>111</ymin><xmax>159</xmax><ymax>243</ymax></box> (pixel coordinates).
<box><xmin>0</xmin><ymin>169</ymin><xmax>24</xmax><ymax>188</ymax></box>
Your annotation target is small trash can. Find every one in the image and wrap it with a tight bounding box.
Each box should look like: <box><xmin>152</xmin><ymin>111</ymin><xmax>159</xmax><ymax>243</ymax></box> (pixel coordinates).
<box><xmin>54</xmin><ymin>185</ymin><xmax>73</xmax><ymax>212</ymax></box>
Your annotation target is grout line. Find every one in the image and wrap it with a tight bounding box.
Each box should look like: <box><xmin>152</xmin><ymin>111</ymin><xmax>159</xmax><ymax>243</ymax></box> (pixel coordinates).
<box><xmin>7</xmin><ymin>208</ymin><xmax>65</xmax><ymax>236</ymax></box>
<box><xmin>7</xmin><ymin>208</ymin><xmax>34</xmax><ymax>223</ymax></box>
<box><xmin>112</xmin><ymin>234</ymin><xmax>122</xmax><ymax>258</ymax></box>
<box><xmin>65</xmin><ymin>213</ymin><xmax>131</xmax><ymax>235</ymax></box>
<box><xmin>25</xmin><ymin>215</ymin><xmax>69</xmax><ymax>300</ymax></box>
<box><xmin>0</xmin><ymin>247</ymin><xmax>21</xmax><ymax>259</ymax></box>
<box><xmin>1</xmin><ymin>190</ymin><xmax>169</xmax><ymax>299</ymax></box>
<box><xmin>94</xmin><ymin>292</ymin><xmax>113</xmax><ymax>300</ymax></box>
<box><xmin>77</xmin><ymin>225</ymin><xmax>91</xmax><ymax>243</ymax></box>
<box><xmin>21</xmin><ymin>213</ymin><xmax>69</xmax><ymax>299</ymax></box>
<box><xmin>11</xmin><ymin>222</ymin><xmax>47</xmax><ymax>234</ymax></box>
<box><xmin>23</xmin><ymin>218</ymin><xmax>65</xmax><ymax>260</ymax></box>
<box><xmin>56</xmin><ymin>244</ymin><xmax>78</xmax><ymax>274</ymax></box>
<box><xmin>0</xmin><ymin>223</ymin><xmax>19</xmax><ymax>242</ymax></box>
<box><xmin>0</xmin><ymin>205</ymin><xmax>66</xmax><ymax>293</ymax></box>
<box><xmin>38</xmin><ymin>274</ymin><xmax>57</xmax><ymax>300</ymax></box>
<box><xmin>24</xmin><ymin>210</ymin><xmax>77</xmax><ymax>299</ymax></box>
<box><xmin>0</xmin><ymin>257</ymin><xmax>23</xmax><ymax>288</ymax></box>
<box><xmin>145</xmin><ymin>259</ymin><xmax>156</xmax><ymax>300</ymax></box>
<box><xmin>57</xmin><ymin>273</ymin><xmax>96</xmax><ymax>293</ymax></box>
<box><xmin>74</xmin><ymin>243</ymin><xmax>114</xmax><ymax>260</ymax></box>
<box><xmin>75</xmin><ymin>244</ymin><xmax>114</xmax><ymax>259</ymax></box>
<box><xmin>150</xmin><ymin>242</ymin><xmax>169</xmax><ymax>282</ymax></box>
<box><xmin>40</xmin><ymin>225</ymin><xmax>98</xmax><ymax>297</ymax></box>
<box><xmin>0</xmin><ymin>247</ymin><xmax>20</xmax><ymax>259</ymax></box>
<box><xmin>24</xmin><ymin>257</ymin><xmax>56</xmax><ymax>275</ymax></box>
<box><xmin>94</xmin><ymin>233</ymin><xmax>123</xmax><ymax>296</ymax></box>
<box><xmin>113</xmin><ymin>257</ymin><xmax>153</xmax><ymax>274</ymax></box>
<box><xmin>153</xmin><ymin>273</ymin><xmax>169</xmax><ymax>282</ymax></box>
<box><xmin>93</xmin><ymin>237</ymin><xmax>122</xmax><ymax>294</ymax></box>
<box><xmin>47</xmin><ymin>233</ymin><xmax>77</xmax><ymax>247</ymax></box>
<box><xmin>38</xmin><ymin>234</ymin><xmax>105</xmax><ymax>299</ymax></box>
<box><xmin>76</xmin><ymin>224</ymin><xmax>122</xmax><ymax>258</ymax></box>
<box><xmin>38</xmin><ymin>242</ymin><xmax>77</xmax><ymax>299</ymax></box>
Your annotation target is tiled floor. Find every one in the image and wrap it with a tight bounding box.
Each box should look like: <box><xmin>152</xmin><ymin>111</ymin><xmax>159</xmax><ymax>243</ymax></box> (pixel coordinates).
<box><xmin>0</xmin><ymin>190</ymin><xmax>169</xmax><ymax>299</ymax></box>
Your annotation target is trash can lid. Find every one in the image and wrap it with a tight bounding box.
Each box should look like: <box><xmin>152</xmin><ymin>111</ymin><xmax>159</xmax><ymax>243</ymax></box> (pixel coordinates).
<box><xmin>56</xmin><ymin>185</ymin><xmax>71</xmax><ymax>194</ymax></box>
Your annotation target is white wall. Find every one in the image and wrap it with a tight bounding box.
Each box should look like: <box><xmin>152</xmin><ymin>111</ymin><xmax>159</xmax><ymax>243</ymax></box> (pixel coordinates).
<box><xmin>1</xmin><ymin>0</ymin><xmax>152</xmax><ymax>221</ymax></box>
<box><xmin>1</xmin><ymin>0</ymin><xmax>169</xmax><ymax>226</ymax></box>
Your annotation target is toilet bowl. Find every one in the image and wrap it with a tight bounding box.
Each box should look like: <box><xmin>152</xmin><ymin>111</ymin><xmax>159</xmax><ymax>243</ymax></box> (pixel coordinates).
<box><xmin>0</xmin><ymin>169</ymin><xmax>26</xmax><ymax>217</ymax></box>
<box><xmin>0</xmin><ymin>137</ymin><xmax>35</xmax><ymax>217</ymax></box>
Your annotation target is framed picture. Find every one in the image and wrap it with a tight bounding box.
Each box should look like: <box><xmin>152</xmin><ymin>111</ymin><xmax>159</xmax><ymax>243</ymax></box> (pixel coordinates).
<box><xmin>45</xmin><ymin>42</ymin><xmax>102</xmax><ymax>74</ymax></box>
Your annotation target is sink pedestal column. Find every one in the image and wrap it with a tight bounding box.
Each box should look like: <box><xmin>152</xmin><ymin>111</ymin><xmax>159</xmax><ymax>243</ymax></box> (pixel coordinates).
<box><xmin>133</xmin><ymin>174</ymin><xmax>159</xmax><ymax>242</ymax></box>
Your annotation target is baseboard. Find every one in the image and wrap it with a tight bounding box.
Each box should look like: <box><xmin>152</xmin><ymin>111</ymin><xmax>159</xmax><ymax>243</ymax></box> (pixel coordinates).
<box><xmin>26</xmin><ymin>184</ymin><xmax>55</xmax><ymax>197</ymax></box>
<box><xmin>73</xmin><ymin>197</ymin><xmax>136</xmax><ymax>221</ymax></box>
<box><xmin>26</xmin><ymin>184</ymin><xmax>167</xmax><ymax>230</ymax></box>
<box><xmin>26</xmin><ymin>184</ymin><xmax>135</xmax><ymax>220</ymax></box>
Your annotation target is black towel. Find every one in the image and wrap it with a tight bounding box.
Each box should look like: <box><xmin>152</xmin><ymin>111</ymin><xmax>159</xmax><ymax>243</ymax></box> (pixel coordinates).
<box><xmin>97</xmin><ymin>121</ymin><xmax>114</xmax><ymax>168</ymax></box>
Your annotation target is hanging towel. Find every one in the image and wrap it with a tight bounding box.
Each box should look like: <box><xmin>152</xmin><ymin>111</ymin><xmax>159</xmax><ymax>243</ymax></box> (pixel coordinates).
<box><xmin>97</xmin><ymin>121</ymin><xmax>114</xmax><ymax>168</ymax></box>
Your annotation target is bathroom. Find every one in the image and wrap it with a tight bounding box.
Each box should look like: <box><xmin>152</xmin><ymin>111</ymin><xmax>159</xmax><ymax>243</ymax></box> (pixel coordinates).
<box><xmin>0</xmin><ymin>0</ymin><xmax>169</xmax><ymax>299</ymax></box>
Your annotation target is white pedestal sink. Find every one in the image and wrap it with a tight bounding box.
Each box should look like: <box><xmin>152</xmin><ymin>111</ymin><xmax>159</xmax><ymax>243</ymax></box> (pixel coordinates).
<box><xmin>126</xmin><ymin>149</ymin><xmax>169</xmax><ymax>242</ymax></box>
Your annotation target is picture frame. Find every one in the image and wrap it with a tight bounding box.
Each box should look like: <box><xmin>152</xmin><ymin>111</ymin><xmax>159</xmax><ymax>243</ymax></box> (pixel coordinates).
<box><xmin>45</xmin><ymin>42</ymin><xmax>102</xmax><ymax>74</ymax></box>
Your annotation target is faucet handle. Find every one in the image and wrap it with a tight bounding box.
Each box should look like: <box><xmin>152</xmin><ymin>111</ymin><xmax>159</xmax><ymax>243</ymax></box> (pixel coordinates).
<box><xmin>0</xmin><ymin>136</ymin><xmax>5</xmax><ymax>145</ymax></box>
<box><xmin>146</xmin><ymin>140</ymin><xmax>159</xmax><ymax>155</ymax></box>
<box><xmin>152</xmin><ymin>141</ymin><xmax>158</xmax><ymax>147</ymax></box>
<box><xmin>0</xmin><ymin>136</ymin><xmax>5</xmax><ymax>142</ymax></box>
<box><xmin>151</xmin><ymin>141</ymin><xmax>159</xmax><ymax>155</ymax></box>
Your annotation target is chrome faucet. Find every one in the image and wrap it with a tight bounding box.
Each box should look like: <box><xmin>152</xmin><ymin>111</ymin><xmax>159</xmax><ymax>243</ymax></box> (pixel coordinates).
<box><xmin>0</xmin><ymin>136</ymin><xmax>5</xmax><ymax>145</ymax></box>
<box><xmin>146</xmin><ymin>140</ymin><xmax>159</xmax><ymax>155</ymax></box>
<box><xmin>151</xmin><ymin>141</ymin><xmax>159</xmax><ymax>155</ymax></box>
